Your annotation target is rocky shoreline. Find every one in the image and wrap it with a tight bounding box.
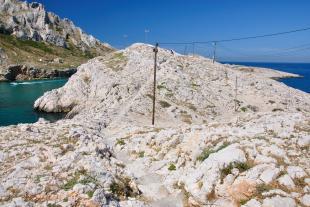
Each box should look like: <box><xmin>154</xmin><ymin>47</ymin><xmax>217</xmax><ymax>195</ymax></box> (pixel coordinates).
<box><xmin>0</xmin><ymin>44</ymin><xmax>309</xmax><ymax>207</ymax></box>
<box><xmin>0</xmin><ymin>65</ymin><xmax>77</xmax><ymax>82</ymax></box>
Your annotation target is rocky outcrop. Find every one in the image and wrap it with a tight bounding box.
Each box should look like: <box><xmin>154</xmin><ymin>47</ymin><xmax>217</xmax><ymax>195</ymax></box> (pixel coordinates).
<box><xmin>34</xmin><ymin>44</ymin><xmax>309</xmax><ymax>120</ymax></box>
<box><xmin>0</xmin><ymin>0</ymin><xmax>114</xmax><ymax>81</ymax></box>
<box><xmin>2</xmin><ymin>64</ymin><xmax>76</xmax><ymax>81</ymax></box>
<box><xmin>0</xmin><ymin>0</ymin><xmax>112</xmax><ymax>52</ymax></box>
<box><xmin>1</xmin><ymin>44</ymin><xmax>309</xmax><ymax>206</ymax></box>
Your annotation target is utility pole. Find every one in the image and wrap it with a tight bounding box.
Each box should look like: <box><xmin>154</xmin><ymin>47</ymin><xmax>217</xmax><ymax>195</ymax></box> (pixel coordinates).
<box><xmin>145</xmin><ymin>29</ymin><xmax>150</xmax><ymax>43</ymax></box>
<box><xmin>234</xmin><ymin>76</ymin><xmax>238</xmax><ymax>112</ymax></box>
<box><xmin>212</xmin><ymin>41</ymin><xmax>217</xmax><ymax>63</ymax></box>
<box><xmin>123</xmin><ymin>34</ymin><xmax>128</xmax><ymax>48</ymax></box>
<box><xmin>184</xmin><ymin>45</ymin><xmax>187</xmax><ymax>55</ymax></box>
<box><xmin>152</xmin><ymin>43</ymin><xmax>159</xmax><ymax>125</ymax></box>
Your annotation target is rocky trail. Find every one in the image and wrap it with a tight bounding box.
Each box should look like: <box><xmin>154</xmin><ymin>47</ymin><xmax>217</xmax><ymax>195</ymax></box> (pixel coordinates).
<box><xmin>0</xmin><ymin>44</ymin><xmax>309</xmax><ymax>207</ymax></box>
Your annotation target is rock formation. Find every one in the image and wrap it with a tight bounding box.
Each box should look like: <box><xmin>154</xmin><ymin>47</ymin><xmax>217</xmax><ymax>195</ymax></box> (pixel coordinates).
<box><xmin>0</xmin><ymin>44</ymin><xmax>309</xmax><ymax>207</ymax></box>
<box><xmin>0</xmin><ymin>0</ymin><xmax>114</xmax><ymax>81</ymax></box>
<box><xmin>0</xmin><ymin>0</ymin><xmax>111</xmax><ymax>51</ymax></box>
<box><xmin>3</xmin><ymin>64</ymin><xmax>77</xmax><ymax>81</ymax></box>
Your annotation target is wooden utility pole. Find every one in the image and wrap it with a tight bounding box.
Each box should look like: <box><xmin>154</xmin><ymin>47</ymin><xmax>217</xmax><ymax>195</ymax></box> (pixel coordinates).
<box><xmin>184</xmin><ymin>45</ymin><xmax>187</xmax><ymax>55</ymax></box>
<box><xmin>234</xmin><ymin>76</ymin><xmax>238</xmax><ymax>112</ymax></box>
<box><xmin>152</xmin><ymin>43</ymin><xmax>159</xmax><ymax>125</ymax></box>
<box><xmin>212</xmin><ymin>41</ymin><xmax>217</xmax><ymax>63</ymax></box>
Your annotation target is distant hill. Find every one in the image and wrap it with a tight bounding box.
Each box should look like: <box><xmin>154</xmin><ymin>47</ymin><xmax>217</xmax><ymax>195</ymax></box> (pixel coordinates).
<box><xmin>0</xmin><ymin>0</ymin><xmax>114</xmax><ymax>80</ymax></box>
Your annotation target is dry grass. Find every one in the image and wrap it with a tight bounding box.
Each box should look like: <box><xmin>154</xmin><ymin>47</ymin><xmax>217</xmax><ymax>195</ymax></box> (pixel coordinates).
<box><xmin>0</xmin><ymin>33</ymin><xmax>112</xmax><ymax>71</ymax></box>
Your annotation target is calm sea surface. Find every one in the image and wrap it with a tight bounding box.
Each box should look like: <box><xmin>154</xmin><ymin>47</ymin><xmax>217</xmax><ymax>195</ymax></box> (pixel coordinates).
<box><xmin>223</xmin><ymin>62</ymin><xmax>310</xmax><ymax>93</ymax></box>
<box><xmin>0</xmin><ymin>79</ymin><xmax>67</xmax><ymax>126</ymax></box>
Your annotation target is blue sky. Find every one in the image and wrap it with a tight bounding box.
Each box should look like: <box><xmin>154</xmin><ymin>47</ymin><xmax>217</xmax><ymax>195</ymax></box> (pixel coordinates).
<box><xmin>31</xmin><ymin>0</ymin><xmax>310</xmax><ymax>62</ymax></box>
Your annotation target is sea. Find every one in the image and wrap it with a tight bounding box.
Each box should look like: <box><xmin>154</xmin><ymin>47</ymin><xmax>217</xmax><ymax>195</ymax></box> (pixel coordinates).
<box><xmin>0</xmin><ymin>78</ymin><xmax>67</xmax><ymax>126</ymax></box>
<box><xmin>0</xmin><ymin>62</ymin><xmax>309</xmax><ymax>127</ymax></box>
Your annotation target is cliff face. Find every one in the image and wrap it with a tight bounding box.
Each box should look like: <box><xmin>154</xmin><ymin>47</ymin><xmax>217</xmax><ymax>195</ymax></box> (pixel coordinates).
<box><xmin>0</xmin><ymin>0</ymin><xmax>114</xmax><ymax>81</ymax></box>
<box><xmin>1</xmin><ymin>45</ymin><xmax>309</xmax><ymax>207</ymax></box>
<box><xmin>0</xmin><ymin>0</ymin><xmax>111</xmax><ymax>51</ymax></box>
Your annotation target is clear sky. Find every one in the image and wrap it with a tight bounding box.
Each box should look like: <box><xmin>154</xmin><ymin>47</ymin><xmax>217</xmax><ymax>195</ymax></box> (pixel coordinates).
<box><xmin>31</xmin><ymin>0</ymin><xmax>310</xmax><ymax>63</ymax></box>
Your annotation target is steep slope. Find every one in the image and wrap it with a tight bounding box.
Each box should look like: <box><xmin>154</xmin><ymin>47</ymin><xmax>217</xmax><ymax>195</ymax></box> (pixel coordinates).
<box><xmin>0</xmin><ymin>44</ymin><xmax>309</xmax><ymax>207</ymax></box>
<box><xmin>0</xmin><ymin>0</ymin><xmax>114</xmax><ymax>80</ymax></box>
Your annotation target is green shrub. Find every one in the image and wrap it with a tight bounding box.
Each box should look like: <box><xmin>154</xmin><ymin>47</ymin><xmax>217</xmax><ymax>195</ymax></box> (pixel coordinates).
<box><xmin>116</xmin><ymin>139</ymin><xmax>125</xmax><ymax>146</ymax></box>
<box><xmin>159</xmin><ymin>100</ymin><xmax>171</xmax><ymax>108</ymax></box>
<box><xmin>87</xmin><ymin>190</ymin><xmax>95</xmax><ymax>198</ymax></box>
<box><xmin>221</xmin><ymin>162</ymin><xmax>251</xmax><ymax>178</ymax></box>
<box><xmin>197</xmin><ymin>149</ymin><xmax>213</xmax><ymax>162</ymax></box>
<box><xmin>240</xmin><ymin>107</ymin><xmax>247</xmax><ymax>112</ymax></box>
<box><xmin>168</xmin><ymin>163</ymin><xmax>176</xmax><ymax>171</ymax></box>
<box><xmin>62</xmin><ymin>176</ymin><xmax>79</xmax><ymax>191</ymax></box>
<box><xmin>197</xmin><ymin>142</ymin><xmax>230</xmax><ymax>162</ymax></box>
<box><xmin>139</xmin><ymin>151</ymin><xmax>145</xmax><ymax>158</ymax></box>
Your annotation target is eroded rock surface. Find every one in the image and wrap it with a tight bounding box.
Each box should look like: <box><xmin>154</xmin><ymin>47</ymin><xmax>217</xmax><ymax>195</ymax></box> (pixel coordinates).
<box><xmin>1</xmin><ymin>44</ymin><xmax>310</xmax><ymax>206</ymax></box>
<box><xmin>0</xmin><ymin>0</ymin><xmax>112</xmax><ymax>51</ymax></box>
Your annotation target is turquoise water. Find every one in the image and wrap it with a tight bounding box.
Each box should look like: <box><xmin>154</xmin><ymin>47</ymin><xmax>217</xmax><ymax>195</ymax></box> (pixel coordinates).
<box><xmin>0</xmin><ymin>79</ymin><xmax>67</xmax><ymax>126</ymax></box>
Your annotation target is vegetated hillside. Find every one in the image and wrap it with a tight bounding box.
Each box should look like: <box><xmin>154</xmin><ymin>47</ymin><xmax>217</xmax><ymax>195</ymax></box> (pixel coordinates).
<box><xmin>0</xmin><ymin>44</ymin><xmax>309</xmax><ymax>207</ymax></box>
<box><xmin>0</xmin><ymin>33</ymin><xmax>98</xmax><ymax>69</ymax></box>
<box><xmin>0</xmin><ymin>0</ymin><xmax>114</xmax><ymax>77</ymax></box>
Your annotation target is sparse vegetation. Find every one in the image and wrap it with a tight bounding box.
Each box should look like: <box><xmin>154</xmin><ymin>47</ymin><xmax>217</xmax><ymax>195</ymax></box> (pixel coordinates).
<box><xmin>221</xmin><ymin>162</ymin><xmax>251</xmax><ymax>179</ymax></box>
<box><xmin>138</xmin><ymin>151</ymin><xmax>145</xmax><ymax>158</ymax></box>
<box><xmin>168</xmin><ymin>163</ymin><xmax>176</xmax><ymax>171</ymax></box>
<box><xmin>240</xmin><ymin>106</ymin><xmax>247</xmax><ymax>112</ymax></box>
<box><xmin>255</xmin><ymin>183</ymin><xmax>271</xmax><ymax>198</ymax></box>
<box><xmin>105</xmin><ymin>52</ymin><xmax>127</xmax><ymax>71</ymax></box>
<box><xmin>159</xmin><ymin>100</ymin><xmax>171</xmax><ymax>108</ymax></box>
<box><xmin>62</xmin><ymin>176</ymin><xmax>79</xmax><ymax>191</ymax></box>
<box><xmin>272</xmin><ymin>108</ymin><xmax>284</xmax><ymax>112</ymax></box>
<box><xmin>87</xmin><ymin>190</ymin><xmax>95</xmax><ymax>198</ymax></box>
<box><xmin>197</xmin><ymin>142</ymin><xmax>230</xmax><ymax>162</ymax></box>
<box><xmin>62</xmin><ymin>169</ymin><xmax>87</xmax><ymax>191</ymax></box>
<box><xmin>191</xmin><ymin>82</ymin><xmax>200</xmax><ymax>90</ymax></box>
<box><xmin>116</xmin><ymin>139</ymin><xmax>125</xmax><ymax>146</ymax></box>
<box><xmin>82</xmin><ymin>75</ymin><xmax>91</xmax><ymax>83</ymax></box>
<box><xmin>47</xmin><ymin>203</ymin><xmax>61</xmax><ymax>207</ymax></box>
<box><xmin>109</xmin><ymin>177</ymin><xmax>136</xmax><ymax>198</ymax></box>
<box><xmin>0</xmin><ymin>33</ymin><xmax>102</xmax><ymax>70</ymax></box>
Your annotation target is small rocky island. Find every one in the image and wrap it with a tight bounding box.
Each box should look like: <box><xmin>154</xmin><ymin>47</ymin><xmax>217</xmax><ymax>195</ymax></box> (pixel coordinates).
<box><xmin>0</xmin><ymin>44</ymin><xmax>309</xmax><ymax>207</ymax></box>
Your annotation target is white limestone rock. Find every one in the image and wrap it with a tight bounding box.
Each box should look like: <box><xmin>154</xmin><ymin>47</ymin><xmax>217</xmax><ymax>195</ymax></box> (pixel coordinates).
<box><xmin>287</xmin><ymin>166</ymin><xmax>307</xmax><ymax>179</ymax></box>
<box><xmin>1</xmin><ymin>44</ymin><xmax>310</xmax><ymax>206</ymax></box>
<box><xmin>262</xmin><ymin>196</ymin><xmax>296</xmax><ymax>207</ymax></box>
<box><xmin>260</xmin><ymin>166</ymin><xmax>280</xmax><ymax>184</ymax></box>
<box><xmin>242</xmin><ymin>199</ymin><xmax>261</xmax><ymax>207</ymax></box>
<box><xmin>300</xmin><ymin>194</ymin><xmax>310</xmax><ymax>206</ymax></box>
<box><xmin>278</xmin><ymin>174</ymin><xmax>295</xmax><ymax>189</ymax></box>
<box><xmin>297</xmin><ymin>135</ymin><xmax>310</xmax><ymax>147</ymax></box>
<box><xmin>181</xmin><ymin>144</ymin><xmax>246</xmax><ymax>203</ymax></box>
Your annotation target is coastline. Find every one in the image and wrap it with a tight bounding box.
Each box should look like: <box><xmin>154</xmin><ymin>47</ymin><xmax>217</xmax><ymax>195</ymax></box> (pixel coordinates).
<box><xmin>0</xmin><ymin>65</ymin><xmax>77</xmax><ymax>82</ymax></box>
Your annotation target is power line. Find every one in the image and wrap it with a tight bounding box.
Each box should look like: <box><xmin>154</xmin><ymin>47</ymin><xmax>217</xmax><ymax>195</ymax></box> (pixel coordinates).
<box><xmin>217</xmin><ymin>43</ymin><xmax>310</xmax><ymax>59</ymax></box>
<box><xmin>158</xmin><ymin>26</ymin><xmax>310</xmax><ymax>45</ymax></box>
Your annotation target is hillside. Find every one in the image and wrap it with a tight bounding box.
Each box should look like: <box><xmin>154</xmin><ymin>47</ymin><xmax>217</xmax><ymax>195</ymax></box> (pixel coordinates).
<box><xmin>0</xmin><ymin>0</ymin><xmax>113</xmax><ymax>81</ymax></box>
<box><xmin>0</xmin><ymin>44</ymin><xmax>309</xmax><ymax>207</ymax></box>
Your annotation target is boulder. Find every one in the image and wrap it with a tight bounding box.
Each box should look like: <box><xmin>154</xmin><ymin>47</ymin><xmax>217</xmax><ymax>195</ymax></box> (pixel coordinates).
<box><xmin>278</xmin><ymin>174</ymin><xmax>295</xmax><ymax>189</ymax></box>
<box><xmin>262</xmin><ymin>196</ymin><xmax>296</xmax><ymax>207</ymax></box>
<box><xmin>287</xmin><ymin>166</ymin><xmax>307</xmax><ymax>179</ymax></box>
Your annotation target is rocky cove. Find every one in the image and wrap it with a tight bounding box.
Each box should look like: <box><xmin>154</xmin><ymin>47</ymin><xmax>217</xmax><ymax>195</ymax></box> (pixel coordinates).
<box><xmin>0</xmin><ymin>65</ymin><xmax>77</xmax><ymax>81</ymax></box>
<box><xmin>0</xmin><ymin>44</ymin><xmax>309</xmax><ymax>207</ymax></box>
